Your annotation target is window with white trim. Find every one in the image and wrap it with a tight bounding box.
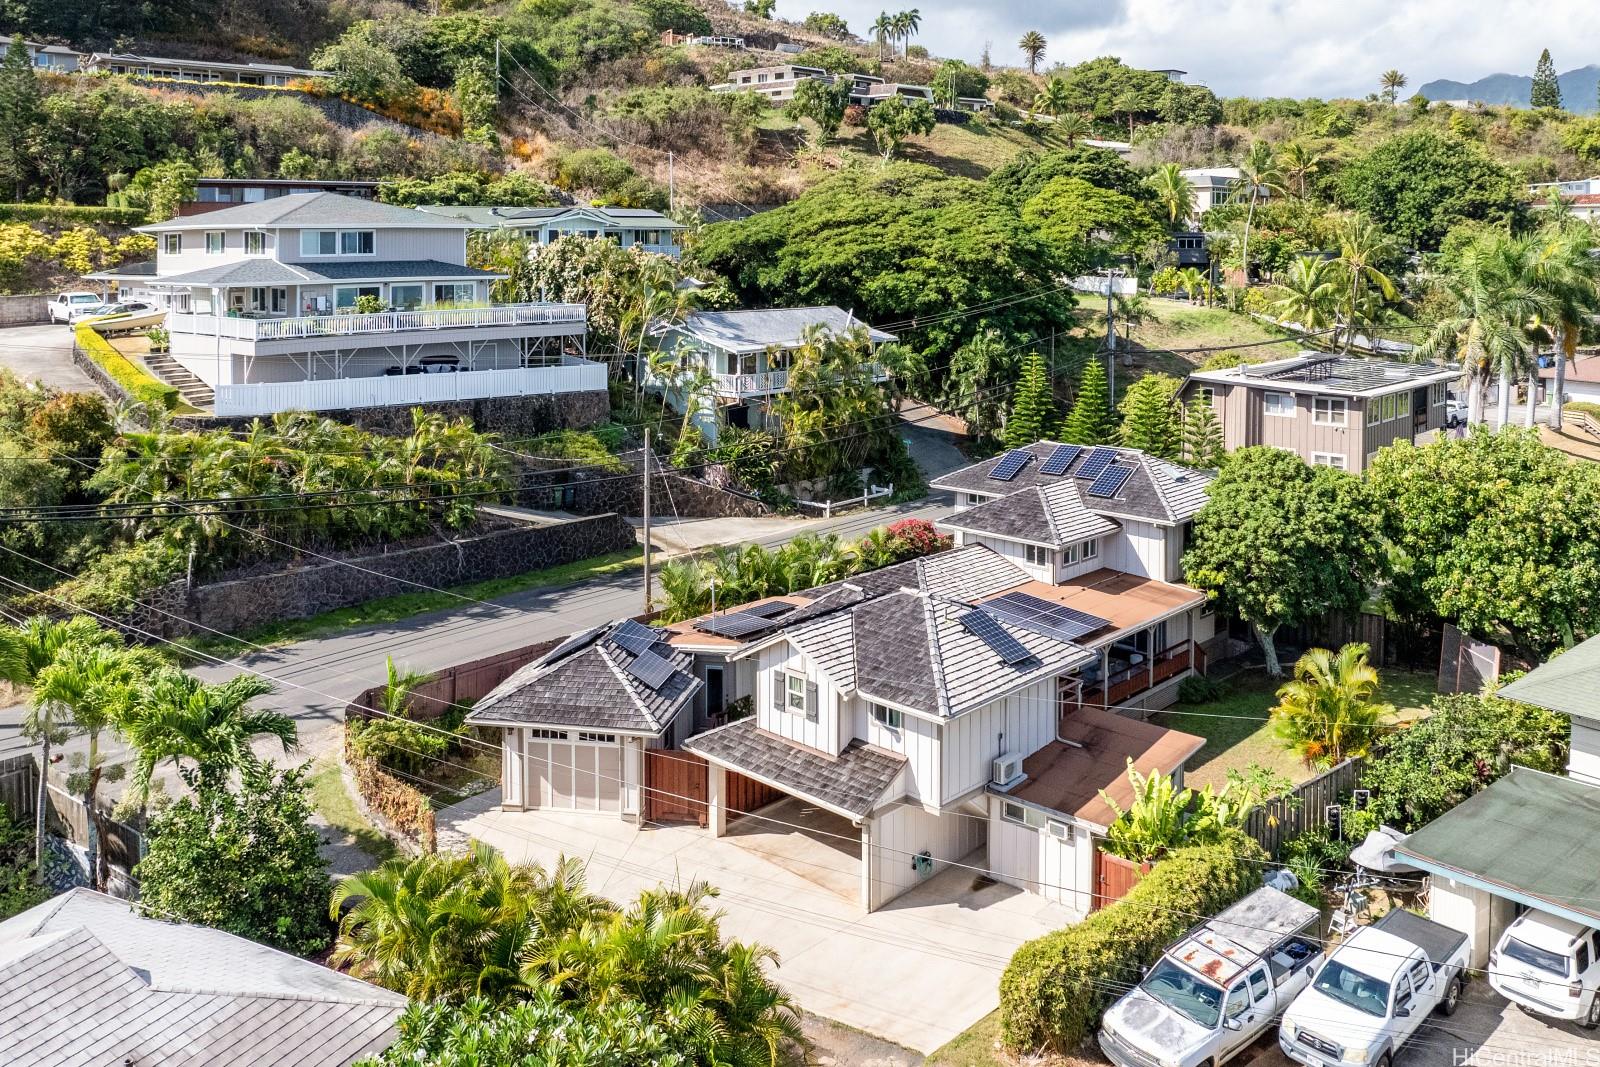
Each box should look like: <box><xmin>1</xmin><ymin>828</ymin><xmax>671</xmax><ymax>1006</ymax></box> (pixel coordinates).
<box><xmin>577</xmin><ymin>731</ymin><xmax>616</xmax><ymax>743</ymax></box>
<box><xmin>964</xmin><ymin>492</ymin><xmax>985</xmax><ymax>506</ymax></box>
<box><xmin>1061</xmin><ymin>543</ymin><xmax>1078</xmax><ymax>565</ymax></box>
<box><xmin>434</xmin><ymin>283</ymin><xmax>475</xmax><ymax>306</ymax></box>
<box><xmin>243</xmin><ymin>231</ymin><xmax>266</xmax><ymax>254</ymax></box>
<box><xmin>1197</xmin><ymin>385</ymin><xmax>1215</xmax><ymax>407</ymax></box>
<box><xmin>784</xmin><ymin>672</ymin><xmax>807</xmax><ymax>714</ymax></box>
<box><xmin>1312</xmin><ymin>397</ymin><xmax>1347</xmax><ymax>426</ymax></box>
<box><xmin>1311</xmin><ymin>452</ymin><xmax>1347</xmax><ymax>470</ymax></box>
<box><xmin>204</xmin><ymin>231</ymin><xmax>224</xmax><ymax>254</ymax></box>
<box><xmin>870</xmin><ymin>703</ymin><xmax>902</xmax><ymax>730</ymax></box>
<box><xmin>163</xmin><ymin>233</ymin><xmax>181</xmax><ymax>254</ymax></box>
<box><xmin>1431</xmin><ymin>382</ymin><xmax>1448</xmax><ymax>406</ymax></box>
<box><xmin>1024</xmin><ymin>543</ymin><xmax>1052</xmax><ymax>567</ymax></box>
<box><xmin>1263</xmin><ymin>391</ymin><xmax>1295</xmax><ymax>417</ymax></box>
<box><xmin>1002</xmin><ymin>800</ymin><xmax>1047</xmax><ymax>829</ymax></box>
<box><xmin>299</xmin><ymin>229</ymin><xmax>374</xmax><ymax>256</ymax></box>
<box><xmin>1366</xmin><ymin>398</ymin><xmax>1381</xmax><ymax>425</ymax></box>
<box><xmin>527</xmin><ymin>728</ymin><xmax>567</xmax><ymax>740</ymax></box>
<box><xmin>1081</xmin><ymin>538</ymin><xmax>1099</xmax><ymax>560</ymax></box>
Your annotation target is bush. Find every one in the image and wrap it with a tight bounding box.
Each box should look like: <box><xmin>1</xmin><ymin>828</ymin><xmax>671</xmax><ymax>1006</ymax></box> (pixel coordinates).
<box><xmin>0</xmin><ymin>204</ymin><xmax>147</xmax><ymax>226</ymax></box>
<box><xmin>524</xmin><ymin>428</ymin><xmax>629</xmax><ymax>473</ymax></box>
<box><xmin>348</xmin><ymin>716</ymin><xmax>452</xmax><ymax>775</ymax></box>
<box><xmin>72</xmin><ymin>324</ymin><xmax>180</xmax><ymax>412</ymax></box>
<box><xmin>1177</xmin><ymin>673</ymin><xmax>1225</xmax><ymax>704</ymax></box>
<box><xmin>0</xmin><ymin>799</ymin><xmax>48</xmax><ymax>921</ymax></box>
<box><xmin>1150</xmin><ymin>266</ymin><xmax>1184</xmax><ymax>295</ymax></box>
<box><xmin>999</xmin><ymin>832</ymin><xmax>1268</xmax><ymax>1053</ymax></box>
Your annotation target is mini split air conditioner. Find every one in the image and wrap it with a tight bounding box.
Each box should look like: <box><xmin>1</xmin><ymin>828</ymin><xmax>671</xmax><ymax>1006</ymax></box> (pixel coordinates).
<box><xmin>992</xmin><ymin>753</ymin><xmax>1024</xmax><ymax>789</ymax></box>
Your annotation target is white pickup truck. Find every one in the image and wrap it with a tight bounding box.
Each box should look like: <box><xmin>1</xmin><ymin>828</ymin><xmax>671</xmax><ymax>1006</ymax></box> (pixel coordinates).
<box><xmin>47</xmin><ymin>291</ymin><xmax>103</xmax><ymax>324</ymax></box>
<box><xmin>1280</xmin><ymin>909</ymin><xmax>1467</xmax><ymax>1067</ymax></box>
<box><xmin>1099</xmin><ymin>887</ymin><xmax>1323</xmax><ymax>1067</ymax></box>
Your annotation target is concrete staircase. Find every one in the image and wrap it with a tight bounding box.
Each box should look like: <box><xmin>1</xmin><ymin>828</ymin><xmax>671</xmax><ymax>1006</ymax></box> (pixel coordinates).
<box><xmin>140</xmin><ymin>352</ymin><xmax>214</xmax><ymax>408</ymax></box>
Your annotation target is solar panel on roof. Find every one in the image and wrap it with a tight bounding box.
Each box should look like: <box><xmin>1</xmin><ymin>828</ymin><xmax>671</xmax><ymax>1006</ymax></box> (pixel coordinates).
<box><xmin>980</xmin><ymin>591</ymin><xmax>1110</xmax><ymax>643</ymax></box>
<box><xmin>1087</xmin><ymin>463</ymin><xmax>1135</xmax><ymax>499</ymax></box>
<box><xmin>987</xmin><ymin>449</ymin><xmax>1034</xmax><ymax>482</ymax></box>
<box><xmin>695</xmin><ymin>610</ymin><xmax>778</xmax><ymax>639</ymax></box>
<box><xmin>610</xmin><ymin>619</ymin><xmax>659</xmax><ymax>656</ymax></box>
<box><xmin>1039</xmin><ymin>444</ymin><xmax>1083</xmax><ymax>476</ymax></box>
<box><xmin>1075</xmin><ymin>447</ymin><xmax>1119</xmax><ymax>481</ymax></box>
<box><xmin>625</xmin><ymin>648</ymin><xmax>677</xmax><ymax>690</ymax></box>
<box><xmin>958</xmin><ymin>609</ymin><xmax>1033</xmax><ymax>665</ymax></box>
<box><xmin>745</xmin><ymin>601</ymin><xmax>794</xmax><ymax>619</ymax></box>
<box><xmin>537</xmin><ymin>624</ymin><xmax>606</xmax><ymax>668</ymax></box>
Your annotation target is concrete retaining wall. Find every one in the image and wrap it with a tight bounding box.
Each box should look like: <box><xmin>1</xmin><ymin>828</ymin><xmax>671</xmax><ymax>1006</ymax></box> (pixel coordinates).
<box><xmin>126</xmin><ymin>512</ymin><xmax>637</xmax><ymax>638</ymax></box>
<box><xmin>0</xmin><ymin>295</ymin><xmax>47</xmax><ymax>325</ymax></box>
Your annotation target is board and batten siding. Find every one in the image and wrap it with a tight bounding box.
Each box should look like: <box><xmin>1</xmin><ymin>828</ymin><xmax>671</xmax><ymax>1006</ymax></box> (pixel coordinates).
<box><xmin>865</xmin><ymin>799</ymin><xmax>986</xmax><ymax>909</ymax></box>
<box><xmin>940</xmin><ymin>679</ymin><xmax>1058</xmax><ymax>807</ymax></box>
<box><xmin>1097</xmin><ymin>518</ymin><xmax>1168</xmax><ymax>579</ymax></box>
<box><xmin>278</xmin><ymin>226</ymin><xmax>469</xmax><ymax>265</ymax></box>
<box><xmin>852</xmin><ymin>696</ymin><xmax>941</xmax><ymax>803</ymax></box>
<box><xmin>985</xmin><ymin>795</ymin><xmax>1092</xmax><ymax>917</ymax></box>
<box><xmin>756</xmin><ymin>642</ymin><xmax>843</xmax><ymax>755</ymax></box>
<box><xmin>502</xmin><ymin>727</ymin><xmax>526</xmax><ymax>808</ymax></box>
<box><xmin>950</xmin><ymin>531</ymin><xmax>1053</xmax><ymax>584</ymax></box>
<box><xmin>1570</xmin><ymin>721</ymin><xmax>1600</xmax><ymax>787</ymax></box>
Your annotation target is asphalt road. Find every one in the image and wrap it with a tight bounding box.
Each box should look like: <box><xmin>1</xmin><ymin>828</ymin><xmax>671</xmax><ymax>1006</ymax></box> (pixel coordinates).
<box><xmin>0</xmin><ymin>321</ymin><xmax>99</xmax><ymax>392</ymax></box>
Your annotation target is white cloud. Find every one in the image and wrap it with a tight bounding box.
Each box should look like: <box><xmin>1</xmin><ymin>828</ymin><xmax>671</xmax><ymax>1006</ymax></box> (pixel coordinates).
<box><xmin>774</xmin><ymin>0</ymin><xmax>1600</xmax><ymax>98</ymax></box>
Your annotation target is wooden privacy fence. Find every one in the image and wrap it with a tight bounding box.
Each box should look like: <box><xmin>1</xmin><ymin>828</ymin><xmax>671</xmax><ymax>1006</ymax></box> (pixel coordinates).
<box><xmin>1243</xmin><ymin>756</ymin><xmax>1367</xmax><ymax>858</ymax></box>
<box><xmin>2</xmin><ymin>752</ymin><xmax>143</xmax><ymax>874</ymax></box>
<box><xmin>347</xmin><ymin>637</ymin><xmax>562</xmax><ymax>722</ymax></box>
<box><xmin>0</xmin><ymin>753</ymin><xmax>36</xmax><ymax>819</ymax></box>
<box><xmin>642</xmin><ymin>749</ymin><xmax>785</xmax><ymax>826</ymax></box>
<box><xmin>1092</xmin><ymin>850</ymin><xmax>1149</xmax><ymax>911</ymax></box>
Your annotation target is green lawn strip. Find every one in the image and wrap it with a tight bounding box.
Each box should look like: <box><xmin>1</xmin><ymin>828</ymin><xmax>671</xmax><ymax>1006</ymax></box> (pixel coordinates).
<box><xmin>173</xmin><ymin>547</ymin><xmax>643</xmax><ymax>663</ymax></box>
<box><xmin>926</xmin><ymin>1011</ymin><xmax>1005</xmax><ymax>1067</ymax></box>
<box><xmin>307</xmin><ymin>755</ymin><xmax>396</xmax><ymax>866</ymax></box>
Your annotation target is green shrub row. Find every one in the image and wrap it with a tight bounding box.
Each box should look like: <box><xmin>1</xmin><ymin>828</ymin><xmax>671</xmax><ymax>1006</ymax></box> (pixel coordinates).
<box><xmin>72</xmin><ymin>324</ymin><xmax>180</xmax><ymax>412</ymax></box>
<box><xmin>0</xmin><ymin>204</ymin><xmax>147</xmax><ymax>226</ymax></box>
<box><xmin>999</xmin><ymin>831</ymin><xmax>1268</xmax><ymax>1053</ymax></box>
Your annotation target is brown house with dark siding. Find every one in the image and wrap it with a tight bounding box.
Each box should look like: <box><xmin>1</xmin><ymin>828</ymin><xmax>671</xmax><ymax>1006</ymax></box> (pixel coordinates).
<box><xmin>1181</xmin><ymin>354</ymin><xmax>1460</xmax><ymax>471</ymax></box>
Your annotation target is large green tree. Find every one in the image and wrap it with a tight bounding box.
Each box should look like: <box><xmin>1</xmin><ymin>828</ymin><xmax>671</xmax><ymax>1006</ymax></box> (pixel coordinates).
<box><xmin>1060</xmin><ymin>359</ymin><xmax>1118</xmax><ymax>445</ymax></box>
<box><xmin>1335</xmin><ymin>130</ymin><xmax>1524</xmax><ymax>251</ymax></box>
<box><xmin>785</xmin><ymin>76</ymin><xmax>852</xmax><ymax>147</ymax></box>
<box><xmin>1116</xmin><ymin>374</ymin><xmax>1182</xmax><ymax>459</ymax></box>
<box><xmin>1002</xmin><ymin>352</ymin><xmax>1056</xmax><ymax>449</ymax></box>
<box><xmin>1183</xmin><ymin>447</ymin><xmax>1386</xmax><ymax>675</ymax></box>
<box><xmin>987</xmin><ymin>145</ymin><xmax>1156</xmax><ymax>210</ymax></box>
<box><xmin>1531</xmin><ymin>48</ymin><xmax>1562</xmax><ymax>109</ymax></box>
<box><xmin>0</xmin><ymin>38</ymin><xmax>42</xmax><ymax>200</ymax></box>
<box><xmin>866</xmin><ymin>96</ymin><xmax>935</xmax><ymax>161</ymax></box>
<box><xmin>1020</xmin><ymin>177</ymin><xmax>1165</xmax><ymax>261</ymax></box>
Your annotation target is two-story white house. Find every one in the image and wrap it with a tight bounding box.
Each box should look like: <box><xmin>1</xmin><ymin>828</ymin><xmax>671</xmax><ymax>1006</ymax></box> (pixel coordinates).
<box><xmin>646</xmin><ymin>306</ymin><xmax>896</xmax><ymax>441</ymax></box>
<box><xmin>1396</xmin><ymin>639</ymin><xmax>1600</xmax><ymax>968</ymax></box>
<box><xmin>414</xmin><ymin>204</ymin><xmax>685</xmax><ymax>258</ymax></box>
<box><xmin>91</xmin><ymin>192</ymin><xmax>598</xmax><ymax>416</ymax></box>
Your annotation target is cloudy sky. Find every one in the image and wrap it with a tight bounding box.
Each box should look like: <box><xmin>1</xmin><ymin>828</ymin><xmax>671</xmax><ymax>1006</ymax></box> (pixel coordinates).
<box><xmin>775</xmin><ymin>0</ymin><xmax>1600</xmax><ymax>98</ymax></box>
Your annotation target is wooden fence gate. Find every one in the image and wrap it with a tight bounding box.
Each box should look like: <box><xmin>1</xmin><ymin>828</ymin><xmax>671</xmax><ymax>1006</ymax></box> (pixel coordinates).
<box><xmin>642</xmin><ymin>750</ymin><xmax>787</xmax><ymax>826</ymax></box>
<box><xmin>1242</xmin><ymin>756</ymin><xmax>1367</xmax><ymax>857</ymax></box>
<box><xmin>1092</xmin><ymin>849</ymin><xmax>1149</xmax><ymax>911</ymax></box>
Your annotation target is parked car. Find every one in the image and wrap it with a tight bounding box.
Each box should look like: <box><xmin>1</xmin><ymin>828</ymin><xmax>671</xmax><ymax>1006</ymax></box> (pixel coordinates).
<box><xmin>1279</xmin><ymin>909</ymin><xmax>1467</xmax><ymax>1067</ymax></box>
<box><xmin>1445</xmin><ymin>395</ymin><xmax>1467</xmax><ymax>428</ymax></box>
<box><xmin>1488</xmin><ymin>910</ymin><xmax>1600</xmax><ymax>1028</ymax></box>
<box><xmin>1099</xmin><ymin>887</ymin><xmax>1323</xmax><ymax>1067</ymax></box>
<box><xmin>48</xmin><ymin>291</ymin><xmax>103</xmax><ymax>324</ymax></box>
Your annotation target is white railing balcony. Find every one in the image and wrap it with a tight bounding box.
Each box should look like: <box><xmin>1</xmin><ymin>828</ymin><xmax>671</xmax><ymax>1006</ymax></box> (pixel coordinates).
<box><xmin>167</xmin><ymin>303</ymin><xmax>587</xmax><ymax>343</ymax></box>
<box><xmin>708</xmin><ymin>363</ymin><xmax>888</xmax><ymax>399</ymax></box>
<box><xmin>212</xmin><ymin>359</ymin><xmax>607</xmax><ymax>417</ymax></box>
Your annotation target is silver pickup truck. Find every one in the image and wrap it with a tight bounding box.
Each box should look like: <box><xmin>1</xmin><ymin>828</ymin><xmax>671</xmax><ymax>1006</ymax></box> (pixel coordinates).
<box><xmin>1099</xmin><ymin>887</ymin><xmax>1324</xmax><ymax>1067</ymax></box>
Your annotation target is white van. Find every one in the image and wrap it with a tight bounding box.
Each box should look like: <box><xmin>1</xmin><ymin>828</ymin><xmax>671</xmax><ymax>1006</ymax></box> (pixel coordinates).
<box><xmin>1488</xmin><ymin>911</ymin><xmax>1600</xmax><ymax>1028</ymax></box>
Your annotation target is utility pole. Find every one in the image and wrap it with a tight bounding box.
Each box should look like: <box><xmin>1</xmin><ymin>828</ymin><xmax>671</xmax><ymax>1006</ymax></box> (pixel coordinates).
<box><xmin>667</xmin><ymin>151</ymin><xmax>675</xmax><ymax>216</ymax></box>
<box><xmin>1096</xmin><ymin>266</ymin><xmax>1126</xmax><ymax>401</ymax></box>
<box><xmin>641</xmin><ymin>428</ymin><xmax>652</xmax><ymax>615</ymax></box>
<box><xmin>494</xmin><ymin>38</ymin><xmax>500</xmax><ymax>99</ymax></box>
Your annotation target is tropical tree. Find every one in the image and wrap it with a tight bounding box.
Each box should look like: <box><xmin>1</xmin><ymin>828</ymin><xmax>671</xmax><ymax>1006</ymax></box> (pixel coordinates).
<box><xmin>865</xmin><ymin>96</ymin><xmax>935</xmax><ymax>162</ymax></box>
<box><xmin>1019</xmin><ymin>31</ymin><xmax>1046</xmax><ymax>76</ymax></box>
<box><xmin>1178</xmin><ymin>266</ymin><xmax>1209</xmax><ymax>304</ymax></box>
<box><xmin>120</xmin><ymin>670</ymin><xmax>291</xmax><ymax>802</ymax></box>
<box><xmin>1002</xmin><ymin>352</ymin><xmax>1057</xmax><ymax>449</ymax></box>
<box><xmin>1270</xmin><ymin>643</ymin><xmax>1395</xmax><ymax>767</ymax></box>
<box><xmin>1117</xmin><ymin>373</ymin><xmax>1182</xmax><ymax>458</ymax></box>
<box><xmin>1032</xmin><ymin>78</ymin><xmax>1071</xmax><ymax>118</ymax></box>
<box><xmin>870</xmin><ymin>12</ymin><xmax>894</xmax><ymax>61</ymax></box>
<box><xmin>1525</xmin><ymin>222</ymin><xmax>1600</xmax><ymax>431</ymax></box>
<box><xmin>1053</xmin><ymin>111</ymin><xmax>1092</xmax><ymax>148</ymax></box>
<box><xmin>946</xmin><ymin>326</ymin><xmax>1016</xmax><ymax>441</ymax></box>
<box><xmin>786</xmin><ymin>76</ymin><xmax>853</xmax><ymax>148</ymax></box>
<box><xmin>1231</xmin><ymin>140</ymin><xmax>1284</xmax><ymax>284</ymax></box>
<box><xmin>1271</xmin><ymin>255</ymin><xmax>1339</xmax><ymax>332</ymax></box>
<box><xmin>893</xmin><ymin>8</ymin><xmax>921</xmax><ymax>55</ymax></box>
<box><xmin>1099</xmin><ymin>760</ymin><xmax>1273</xmax><ymax>862</ymax></box>
<box><xmin>1148</xmin><ymin>162</ymin><xmax>1191</xmax><ymax>226</ymax></box>
<box><xmin>0</xmin><ymin>616</ymin><xmax>117</xmax><ymax>869</ymax></box>
<box><xmin>377</xmin><ymin>656</ymin><xmax>435</xmax><ymax>719</ymax></box>
<box><xmin>1277</xmin><ymin>141</ymin><xmax>1322</xmax><ymax>199</ymax></box>
<box><xmin>1331</xmin><ymin>213</ymin><xmax>1400</xmax><ymax>352</ymax></box>
<box><xmin>1531</xmin><ymin>48</ymin><xmax>1562</xmax><ymax>110</ymax></box>
<box><xmin>1379</xmin><ymin>69</ymin><xmax>1408</xmax><ymax>105</ymax></box>
<box><xmin>1181</xmin><ymin>400</ymin><xmax>1225</xmax><ymax>468</ymax></box>
<box><xmin>1060</xmin><ymin>359</ymin><xmax>1118</xmax><ymax>445</ymax></box>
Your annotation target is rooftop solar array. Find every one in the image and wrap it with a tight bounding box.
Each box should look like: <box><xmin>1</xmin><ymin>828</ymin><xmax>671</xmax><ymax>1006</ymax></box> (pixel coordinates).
<box><xmin>987</xmin><ymin>449</ymin><xmax>1035</xmax><ymax>482</ymax></box>
<box><xmin>1087</xmin><ymin>463</ymin><xmax>1135</xmax><ymax>499</ymax></box>
<box><xmin>695</xmin><ymin>610</ymin><xmax>779</xmax><ymax>639</ymax></box>
<box><xmin>958</xmin><ymin>608</ymin><xmax>1033</xmax><ymax>665</ymax></box>
<box><xmin>1039</xmin><ymin>444</ymin><xmax>1083</xmax><ymax>476</ymax></box>
<box><xmin>1239</xmin><ymin>355</ymin><xmax>1449</xmax><ymax>392</ymax></box>
<box><xmin>625</xmin><ymin>648</ymin><xmax>677</xmax><ymax>690</ymax></box>
<box><xmin>1075</xmin><ymin>447</ymin><xmax>1119</xmax><ymax>482</ymax></box>
<box><xmin>610</xmin><ymin>619</ymin><xmax>660</xmax><ymax>656</ymax></box>
<box><xmin>538</xmin><ymin>624</ymin><xmax>606</xmax><ymax>669</ymax></box>
<box><xmin>980</xmin><ymin>591</ymin><xmax>1109</xmax><ymax>643</ymax></box>
<box><xmin>745</xmin><ymin>601</ymin><xmax>794</xmax><ymax>619</ymax></box>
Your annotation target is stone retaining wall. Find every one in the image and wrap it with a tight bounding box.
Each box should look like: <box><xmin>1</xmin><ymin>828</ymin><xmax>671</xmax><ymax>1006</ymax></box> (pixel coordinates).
<box><xmin>126</xmin><ymin>512</ymin><xmax>636</xmax><ymax>638</ymax></box>
<box><xmin>0</xmin><ymin>295</ymin><xmax>46</xmax><ymax>325</ymax></box>
<box><xmin>172</xmin><ymin>388</ymin><xmax>610</xmax><ymax>437</ymax></box>
<box><xmin>515</xmin><ymin>450</ymin><xmax>771</xmax><ymax>519</ymax></box>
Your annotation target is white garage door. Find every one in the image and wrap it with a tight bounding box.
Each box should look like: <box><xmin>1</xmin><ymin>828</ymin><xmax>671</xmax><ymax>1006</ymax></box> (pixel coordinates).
<box><xmin>523</xmin><ymin>729</ymin><xmax>623</xmax><ymax>812</ymax></box>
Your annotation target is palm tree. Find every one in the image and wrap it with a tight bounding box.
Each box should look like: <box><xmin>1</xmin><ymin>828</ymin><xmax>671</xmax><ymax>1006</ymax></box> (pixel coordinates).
<box><xmin>1178</xmin><ymin>266</ymin><xmax>1209</xmax><ymax>305</ymax></box>
<box><xmin>1332</xmin><ymin>213</ymin><xmax>1400</xmax><ymax>352</ymax></box>
<box><xmin>1018</xmin><ymin>30</ymin><xmax>1046</xmax><ymax>76</ymax></box>
<box><xmin>870</xmin><ymin>12</ymin><xmax>893</xmax><ymax>61</ymax></box>
<box><xmin>1271</xmin><ymin>256</ymin><xmax>1340</xmax><ymax>332</ymax></box>
<box><xmin>1149</xmin><ymin>162</ymin><xmax>1191</xmax><ymax>226</ymax></box>
<box><xmin>377</xmin><ymin>656</ymin><xmax>434</xmax><ymax>720</ymax></box>
<box><xmin>1032</xmin><ymin>78</ymin><xmax>1071</xmax><ymax>119</ymax></box>
<box><xmin>897</xmin><ymin>8</ymin><xmax>920</xmax><ymax>54</ymax></box>
<box><xmin>1380</xmin><ymin>69</ymin><xmax>1408</xmax><ymax>105</ymax></box>
<box><xmin>0</xmin><ymin>616</ymin><xmax>117</xmax><ymax>870</ymax></box>
<box><xmin>120</xmin><ymin>669</ymin><xmax>290</xmax><ymax>801</ymax></box>
<box><xmin>1231</xmin><ymin>140</ymin><xmax>1285</xmax><ymax>286</ymax></box>
<box><xmin>1270</xmin><ymin>643</ymin><xmax>1395</xmax><ymax>768</ymax></box>
<box><xmin>1053</xmin><ymin>111</ymin><xmax>1092</xmax><ymax>148</ymax></box>
<box><xmin>1528</xmin><ymin>224</ymin><xmax>1600</xmax><ymax>431</ymax></box>
<box><xmin>1277</xmin><ymin>141</ymin><xmax>1322</xmax><ymax>198</ymax></box>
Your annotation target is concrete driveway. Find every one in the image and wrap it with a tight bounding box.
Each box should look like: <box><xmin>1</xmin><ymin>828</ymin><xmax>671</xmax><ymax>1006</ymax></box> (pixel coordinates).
<box><xmin>0</xmin><ymin>322</ymin><xmax>99</xmax><ymax>392</ymax></box>
<box><xmin>438</xmin><ymin>789</ymin><xmax>1073</xmax><ymax>1054</ymax></box>
<box><xmin>1246</xmin><ymin>978</ymin><xmax>1598</xmax><ymax>1066</ymax></box>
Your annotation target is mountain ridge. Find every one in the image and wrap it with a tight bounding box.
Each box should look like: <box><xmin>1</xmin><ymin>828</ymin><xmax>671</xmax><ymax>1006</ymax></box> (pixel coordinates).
<box><xmin>1420</xmin><ymin>65</ymin><xmax>1600</xmax><ymax>112</ymax></box>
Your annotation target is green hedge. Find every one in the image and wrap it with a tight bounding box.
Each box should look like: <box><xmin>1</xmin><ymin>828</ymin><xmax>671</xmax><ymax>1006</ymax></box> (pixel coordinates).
<box><xmin>998</xmin><ymin>832</ymin><xmax>1268</xmax><ymax>1054</ymax></box>
<box><xmin>0</xmin><ymin>204</ymin><xmax>147</xmax><ymax>226</ymax></box>
<box><xmin>73</xmin><ymin>324</ymin><xmax>180</xmax><ymax>412</ymax></box>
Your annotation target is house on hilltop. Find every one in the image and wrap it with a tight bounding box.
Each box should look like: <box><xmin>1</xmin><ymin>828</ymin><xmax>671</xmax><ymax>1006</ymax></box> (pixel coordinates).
<box><xmin>415</xmin><ymin>203</ymin><xmax>684</xmax><ymax>258</ymax></box>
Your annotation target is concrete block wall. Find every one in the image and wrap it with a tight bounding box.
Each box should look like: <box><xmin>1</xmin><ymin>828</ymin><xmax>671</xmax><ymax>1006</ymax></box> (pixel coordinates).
<box><xmin>0</xmin><ymin>295</ymin><xmax>47</xmax><ymax>325</ymax></box>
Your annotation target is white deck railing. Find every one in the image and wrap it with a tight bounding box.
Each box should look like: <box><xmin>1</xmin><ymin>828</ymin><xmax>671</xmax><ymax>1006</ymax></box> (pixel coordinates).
<box><xmin>169</xmin><ymin>303</ymin><xmax>587</xmax><ymax>342</ymax></box>
<box><xmin>211</xmin><ymin>360</ymin><xmax>607</xmax><ymax>417</ymax></box>
<box><xmin>709</xmin><ymin>363</ymin><xmax>888</xmax><ymax>398</ymax></box>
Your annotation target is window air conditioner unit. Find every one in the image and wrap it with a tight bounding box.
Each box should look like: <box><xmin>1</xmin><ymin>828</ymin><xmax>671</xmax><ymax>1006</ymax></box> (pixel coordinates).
<box><xmin>992</xmin><ymin>753</ymin><xmax>1024</xmax><ymax>789</ymax></box>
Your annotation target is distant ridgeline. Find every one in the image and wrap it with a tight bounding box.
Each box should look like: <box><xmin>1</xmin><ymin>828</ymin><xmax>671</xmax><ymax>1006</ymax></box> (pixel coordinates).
<box><xmin>1421</xmin><ymin>65</ymin><xmax>1600</xmax><ymax>111</ymax></box>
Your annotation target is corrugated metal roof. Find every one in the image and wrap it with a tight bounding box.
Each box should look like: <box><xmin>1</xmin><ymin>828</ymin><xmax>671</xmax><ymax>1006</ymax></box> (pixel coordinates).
<box><xmin>0</xmin><ymin>890</ymin><xmax>404</xmax><ymax>1067</ymax></box>
<box><xmin>1497</xmin><ymin>637</ymin><xmax>1600</xmax><ymax>726</ymax></box>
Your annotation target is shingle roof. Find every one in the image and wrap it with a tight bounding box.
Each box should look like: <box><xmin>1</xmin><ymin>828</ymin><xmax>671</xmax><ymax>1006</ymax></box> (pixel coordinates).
<box><xmin>468</xmin><ymin>620</ymin><xmax>701</xmax><ymax>734</ymax></box>
<box><xmin>415</xmin><ymin>204</ymin><xmax>684</xmax><ymax>229</ymax></box>
<box><xmin>684</xmin><ymin>718</ymin><xmax>905</xmax><ymax>818</ymax></box>
<box><xmin>930</xmin><ymin>442</ymin><xmax>1215</xmax><ymax>525</ymax></box>
<box><xmin>150</xmin><ymin>258</ymin><xmax>500</xmax><ymax>288</ymax></box>
<box><xmin>1497</xmin><ymin>636</ymin><xmax>1600</xmax><ymax>726</ymax></box>
<box><xmin>139</xmin><ymin>192</ymin><xmax>477</xmax><ymax>232</ymax></box>
<box><xmin>940</xmin><ymin>480</ymin><xmax>1121</xmax><ymax>548</ymax></box>
<box><xmin>0</xmin><ymin>889</ymin><xmax>405</xmax><ymax>1067</ymax></box>
<box><xmin>661</xmin><ymin>306</ymin><xmax>897</xmax><ymax>352</ymax></box>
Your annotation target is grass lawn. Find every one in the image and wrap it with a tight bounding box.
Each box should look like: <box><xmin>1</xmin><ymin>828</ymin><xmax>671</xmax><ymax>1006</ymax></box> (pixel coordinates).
<box><xmin>1149</xmin><ymin>667</ymin><xmax>1439</xmax><ymax>792</ymax></box>
<box><xmin>1072</xmin><ymin>294</ymin><xmax>1304</xmax><ymax>382</ymax></box>
<box><xmin>174</xmin><ymin>547</ymin><xmax>642</xmax><ymax>664</ymax></box>
<box><xmin>307</xmin><ymin>755</ymin><xmax>396</xmax><ymax>867</ymax></box>
<box><xmin>927</xmin><ymin>1011</ymin><xmax>1090</xmax><ymax>1067</ymax></box>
